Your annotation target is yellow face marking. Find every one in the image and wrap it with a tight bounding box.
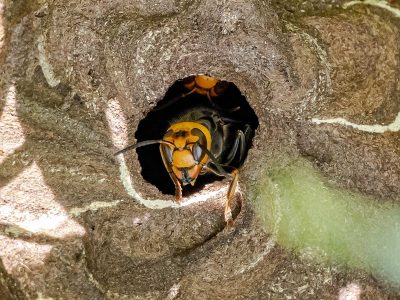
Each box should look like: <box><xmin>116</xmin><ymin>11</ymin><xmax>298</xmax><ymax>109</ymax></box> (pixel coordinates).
<box><xmin>174</xmin><ymin>136</ymin><xmax>187</xmax><ymax>149</ymax></box>
<box><xmin>173</xmin><ymin>150</ymin><xmax>196</xmax><ymax>168</ymax></box>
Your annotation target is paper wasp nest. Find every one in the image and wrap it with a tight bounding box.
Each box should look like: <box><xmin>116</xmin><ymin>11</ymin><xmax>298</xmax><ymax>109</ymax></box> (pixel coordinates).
<box><xmin>0</xmin><ymin>0</ymin><xmax>399</xmax><ymax>298</ymax></box>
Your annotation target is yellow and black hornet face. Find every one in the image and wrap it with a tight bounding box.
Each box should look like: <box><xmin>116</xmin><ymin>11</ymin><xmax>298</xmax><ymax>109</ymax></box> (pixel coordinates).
<box><xmin>160</xmin><ymin>122</ymin><xmax>211</xmax><ymax>186</ymax></box>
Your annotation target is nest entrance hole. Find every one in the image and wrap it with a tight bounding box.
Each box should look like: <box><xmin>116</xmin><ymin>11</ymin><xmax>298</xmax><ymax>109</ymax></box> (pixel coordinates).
<box><xmin>135</xmin><ymin>75</ymin><xmax>259</xmax><ymax>197</ymax></box>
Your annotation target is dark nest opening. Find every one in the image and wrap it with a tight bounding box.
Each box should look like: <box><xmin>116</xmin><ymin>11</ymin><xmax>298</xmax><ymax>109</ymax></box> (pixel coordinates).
<box><xmin>135</xmin><ymin>75</ymin><xmax>259</xmax><ymax>197</ymax></box>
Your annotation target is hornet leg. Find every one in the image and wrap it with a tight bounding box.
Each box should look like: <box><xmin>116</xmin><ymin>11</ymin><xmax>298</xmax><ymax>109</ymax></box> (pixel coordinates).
<box><xmin>160</xmin><ymin>146</ymin><xmax>183</xmax><ymax>202</ymax></box>
<box><xmin>204</xmin><ymin>164</ymin><xmax>239</xmax><ymax>225</ymax></box>
<box><xmin>169</xmin><ymin>171</ymin><xmax>182</xmax><ymax>202</ymax></box>
<box><xmin>225</xmin><ymin>168</ymin><xmax>239</xmax><ymax>226</ymax></box>
<box><xmin>225</xmin><ymin>124</ymin><xmax>252</xmax><ymax>165</ymax></box>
